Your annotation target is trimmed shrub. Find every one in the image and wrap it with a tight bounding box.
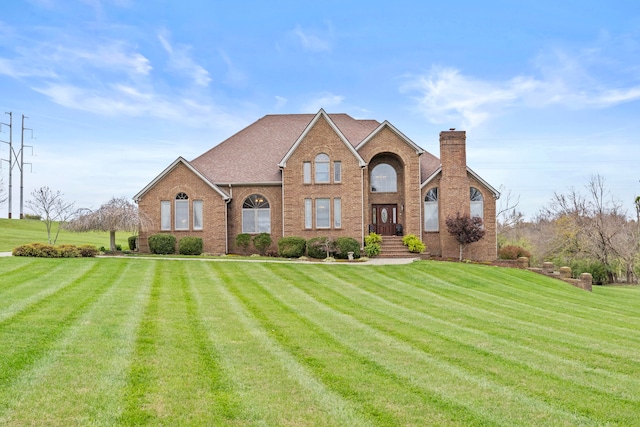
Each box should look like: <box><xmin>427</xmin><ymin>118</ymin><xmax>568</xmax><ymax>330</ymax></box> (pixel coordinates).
<box><xmin>307</xmin><ymin>237</ymin><xmax>332</xmax><ymax>259</ymax></box>
<box><xmin>128</xmin><ymin>235</ymin><xmax>137</xmax><ymax>251</ymax></box>
<box><xmin>364</xmin><ymin>232</ymin><xmax>382</xmax><ymax>258</ymax></box>
<box><xmin>235</xmin><ymin>233</ymin><xmax>251</xmax><ymax>254</ymax></box>
<box><xmin>365</xmin><ymin>232</ymin><xmax>382</xmax><ymax>246</ymax></box>
<box><xmin>498</xmin><ymin>245</ymin><xmax>531</xmax><ymax>260</ymax></box>
<box><xmin>334</xmin><ymin>237</ymin><xmax>360</xmax><ymax>259</ymax></box>
<box><xmin>78</xmin><ymin>245</ymin><xmax>99</xmax><ymax>257</ymax></box>
<box><xmin>179</xmin><ymin>237</ymin><xmax>203</xmax><ymax>255</ymax></box>
<box><xmin>148</xmin><ymin>233</ymin><xmax>177</xmax><ymax>255</ymax></box>
<box><xmin>252</xmin><ymin>233</ymin><xmax>272</xmax><ymax>256</ymax></box>
<box><xmin>364</xmin><ymin>243</ymin><xmax>380</xmax><ymax>257</ymax></box>
<box><xmin>58</xmin><ymin>244</ymin><xmax>81</xmax><ymax>258</ymax></box>
<box><xmin>278</xmin><ymin>236</ymin><xmax>306</xmax><ymax>258</ymax></box>
<box><xmin>12</xmin><ymin>243</ymin><xmax>97</xmax><ymax>258</ymax></box>
<box><xmin>402</xmin><ymin>234</ymin><xmax>426</xmax><ymax>253</ymax></box>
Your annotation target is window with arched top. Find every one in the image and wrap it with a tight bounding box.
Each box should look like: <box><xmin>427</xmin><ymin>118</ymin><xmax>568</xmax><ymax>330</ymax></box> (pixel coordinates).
<box><xmin>470</xmin><ymin>187</ymin><xmax>484</xmax><ymax>221</ymax></box>
<box><xmin>370</xmin><ymin>163</ymin><xmax>397</xmax><ymax>192</ymax></box>
<box><xmin>315</xmin><ymin>153</ymin><xmax>330</xmax><ymax>183</ymax></box>
<box><xmin>242</xmin><ymin>194</ymin><xmax>271</xmax><ymax>233</ymax></box>
<box><xmin>424</xmin><ymin>188</ymin><xmax>439</xmax><ymax>231</ymax></box>
<box><xmin>175</xmin><ymin>192</ymin><xmax>189</xmax><ymax>230</ymax></box>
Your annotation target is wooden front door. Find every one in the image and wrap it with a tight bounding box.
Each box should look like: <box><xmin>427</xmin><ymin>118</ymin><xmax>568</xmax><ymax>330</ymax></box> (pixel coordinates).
<box><xmin>372</xmin><ymin>204</ymin><xmax>397</xmax><ymax>236</ymax></box>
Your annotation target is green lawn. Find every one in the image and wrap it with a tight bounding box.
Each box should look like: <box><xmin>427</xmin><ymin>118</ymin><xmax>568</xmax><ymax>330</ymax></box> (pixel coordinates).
<box><xmin>1</xmin><ymin>257</ymin><xmax>639</xmax><ymax>426</ymax></box>
<box><xmin>0</xmin><ymin>218</ymin><xmax>130</xmax><ymax>252</ymax></box>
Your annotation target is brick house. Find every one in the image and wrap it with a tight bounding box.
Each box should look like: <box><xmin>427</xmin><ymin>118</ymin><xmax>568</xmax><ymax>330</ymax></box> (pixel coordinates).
<box><xmin>134</xmin><ymin>109</ymin><xmax>500</xmax><ymax>260</ymax></box>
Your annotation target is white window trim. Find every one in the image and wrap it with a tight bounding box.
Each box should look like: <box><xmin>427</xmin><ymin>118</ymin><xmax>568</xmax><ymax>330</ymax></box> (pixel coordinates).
<box><xmin>315</xmin><ymin>198</ymin><xmax>330</xmax><ymax>228</ymax></box>
<box><xmin>175</xmin><ymin>199</ymin><xmax>189</xmax><ymax>230</ymax></box>
<box><xmin>334</xmin><ymin>198</ymin><xmax>342</xmax><ymax>228</ymax></box>
<box><xmin>193</xmin><ymin>200</ymin><xmax>203</xmax><ymax>230</ymax></box>
<box><xmin>161</xmin><ymin>201</ymin><xmax>171</xmax><ymax>230</ymax></box>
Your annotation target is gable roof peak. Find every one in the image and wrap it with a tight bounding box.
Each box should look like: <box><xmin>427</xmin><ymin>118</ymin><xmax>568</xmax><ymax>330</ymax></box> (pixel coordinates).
<box><xmin>278</xmin><ymin>109</ymin><xmax>366</xmax><ymax>168</ymax></box>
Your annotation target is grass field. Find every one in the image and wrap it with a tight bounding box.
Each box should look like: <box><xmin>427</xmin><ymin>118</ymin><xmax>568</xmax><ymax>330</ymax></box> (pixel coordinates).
<box><xmin>1</xmin><ymin>257</ymin><xmax>639</xmax><ymax>426</ymax></box>
<box><xmin>0</xmin><ymin>218</ymin><xmax>130</xmax><ymax>252</ymax></box>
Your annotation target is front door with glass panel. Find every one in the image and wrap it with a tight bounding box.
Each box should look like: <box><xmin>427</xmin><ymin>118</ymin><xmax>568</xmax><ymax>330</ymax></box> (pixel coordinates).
<box><xmin>372</xmin><ymin>204</ymin><xmax>397</xmax><ymax>235</ymax></box>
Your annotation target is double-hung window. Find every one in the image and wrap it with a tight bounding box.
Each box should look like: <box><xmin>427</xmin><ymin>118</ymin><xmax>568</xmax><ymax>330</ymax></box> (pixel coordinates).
<box><xmin>175</xmin><ymin>192</ymin><xmax>189</xmax><ymax>230</ymax></box>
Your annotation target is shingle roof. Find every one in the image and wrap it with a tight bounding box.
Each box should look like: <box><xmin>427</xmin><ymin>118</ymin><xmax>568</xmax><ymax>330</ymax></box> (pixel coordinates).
<box><xmin>190</xmin><ymin>112</ymin><xmax>442</xmax><ymax>185</ymax></box>
<box><xmin>191</xmin><ymin>113</ymin><xmax>378</xmax><ymax>184</ymax></box>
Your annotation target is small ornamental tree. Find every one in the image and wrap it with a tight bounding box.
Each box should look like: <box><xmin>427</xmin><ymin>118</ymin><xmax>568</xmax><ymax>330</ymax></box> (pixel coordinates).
<box><xmin>445</xmin><ymin>212</ymin><xmax>486</xmax><ymax>261</ymax></box>
<box><xmin>64</xmin><ymin>197</ymin><xmax>142</xmax><ymax>251</ymax></box>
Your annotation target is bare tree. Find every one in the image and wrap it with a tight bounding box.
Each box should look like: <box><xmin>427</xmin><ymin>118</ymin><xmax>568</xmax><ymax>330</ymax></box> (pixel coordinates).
<box><xmin>25</xmin><ymin>186</ymin><xmax>77</xmax><ymax>245</ymax></box>
<box><xmin>65</xmin><ymin>197</ymin><xmax>141</xmax><ymax>251</ymax></box>
<box><xmin>445</xmin><ymin>212</ymin><xmax>486</xmax><ymax>261</ymax></box>
<box><xmin>541</xmin><ymin>175</ymin><xmax>629</xmax><ymax>283</ymax></box>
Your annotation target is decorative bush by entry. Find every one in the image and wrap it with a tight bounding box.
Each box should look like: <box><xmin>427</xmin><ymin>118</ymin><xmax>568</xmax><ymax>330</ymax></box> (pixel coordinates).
<box><xmin>252</xmin><ymin>233</ymin><xmax>272</xmax><ymax>256</ymax></box>
<box><xmin>179</xmin><ymin>237</ymin><xmax>203</xmax><ymax>255</ymax></box>
<box><xmin>364</xmin><ymin>232</ymin><xmax>381</xmax><ymax>257</ymax></box>
<box><xmin>148</xmin><ymin>233</ymin><xmax>177</xmax><ymax>255</ymax></box>
<box><xmin>307</xmin><ymin>237</ymin><xmax>333</xmax><ymax>259</ymax></box>
<box><xmin>278</xmin><ymin>236</ymin><xmax>306</xmax><ymax>258</ymax></box>
<box><xmin>12</xmin><ymin>243</ymin><xmax>98</xmax><ymax>258</ymax></box>
<box><xmin>402</xmin><ymin>234</ymin><xmax>426</xmax><ymax>253</ymax></box>
<box><xmin>334</xmin><ymin>237</ymin><xmax>360</xmax><ymax>259</ymax></box>
<box><xmin>128</xmin><ymin>235</ymin><xmax>137</xmax><ymax>251</ymax></box>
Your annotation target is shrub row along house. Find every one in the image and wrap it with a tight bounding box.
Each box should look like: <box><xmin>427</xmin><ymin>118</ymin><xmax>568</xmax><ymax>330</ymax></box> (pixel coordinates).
<box><xmin>134</xmin><ymin>109</ymin><xmax>500</xmax><ymax>260</ymax></box>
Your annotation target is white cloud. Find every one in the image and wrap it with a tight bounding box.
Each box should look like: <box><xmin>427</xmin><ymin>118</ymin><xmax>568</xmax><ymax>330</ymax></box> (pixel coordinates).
<box><xmin>402</xmin><ymin>45</ymin><xmax>640</xmax><ymax>128</ymax></box>
<box><xmin>302</xmin><ymin>92</ymin><xmax>344</xmax><ymax>112</ymax></box>
<box><xmin>292</xmin><ymin>24</ymin><xmax>331</xmax><ymax>53</ymax></box>
<box><xmin>158</xmin><ymin>31</ymin><xmax>211</xmax><ymax>87</ymax></box>
<box><xmin>274</xmin><ymin>96</ymin><xmax>287</xmax><ymax>110</ymax></box>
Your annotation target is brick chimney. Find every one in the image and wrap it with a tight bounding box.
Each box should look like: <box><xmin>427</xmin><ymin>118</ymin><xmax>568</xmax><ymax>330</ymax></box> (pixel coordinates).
<box><xmin>439</xmin><ymin>129</ymin><xmax>470</xmax><ymax>258</ymax></box>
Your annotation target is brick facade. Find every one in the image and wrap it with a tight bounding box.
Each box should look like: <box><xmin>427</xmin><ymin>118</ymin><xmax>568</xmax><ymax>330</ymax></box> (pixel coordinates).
<box><xmin>137</xmin><ymin>161</ymin><xmax>228</xmax><ymax>255</ymax></box>
<box><xmin>135</xmin><ymin>110</ymin><xmax>499</xmax><ymax>261</ymax></box>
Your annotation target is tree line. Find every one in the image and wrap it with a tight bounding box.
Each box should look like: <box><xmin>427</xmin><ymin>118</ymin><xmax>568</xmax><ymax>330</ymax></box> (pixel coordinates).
<box><xmin>499</xmin><ymin>175</ymin><xmax>639</xmax><ymax>284</ymax></box>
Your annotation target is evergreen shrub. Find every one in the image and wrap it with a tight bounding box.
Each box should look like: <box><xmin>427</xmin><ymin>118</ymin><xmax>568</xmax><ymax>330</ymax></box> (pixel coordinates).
<box><xmin>148</xmin><ymin>233</ymin><xmax>176</xmax><ymax>255</ymax></box>
<box><xmin>179</xmin><ymin>237</ymin><xmax>203</xmax><ymax>255</ymax></box>
<box><xmin>334</xmin><ymin>237</ymin><xmax>360</xmax><ymax>259</ymax></box>
<box><xmin>252</xmin><ymin>233</ymin><xmax>272</xmax><ymax>256</ymax></box>
<box><xmin>128</xmin><ymin>235</ymin><xmax>137</xmax><ymax>251</ymax></box>
<box><xmin>278</xmin><ymin>236</ymin><xmax>306</xmax><ymax>258</ymax></box>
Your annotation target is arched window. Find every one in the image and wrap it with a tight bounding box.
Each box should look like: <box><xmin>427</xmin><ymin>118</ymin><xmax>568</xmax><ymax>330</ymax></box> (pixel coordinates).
<box><xmin>470</xmin><ymin>187</ymin><xmax>484</xmax><ymax>221</ymax></box>
<box><xmin>424</xmin><ymin>188</ymin><xmax>438</xmax><ymax>231</ymax></box>
<box><xmin>315</xmin><ymin>153</ymin><xmax>330</xmax><ymax>183</ymax></box>
<box><xmin>175</xmin><ymin>192</ymin><xmax>189</xmax><ymax>230</ymax></box>
<box><xmin>371</xmin><ymin>163</ymin><xmax>397</xmax><ymax>192</ymax></box>
<box><xmin>242</xmin><ymin>194</ymin><xmax>271</xmax><ymax>233</ymax></box>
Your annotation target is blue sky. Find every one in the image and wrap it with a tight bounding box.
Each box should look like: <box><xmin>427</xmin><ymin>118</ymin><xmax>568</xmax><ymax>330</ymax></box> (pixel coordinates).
<box><xmin>0</xmin><ymin>0</ymin><xmax>639</xmax><ymax>219</ymax></box>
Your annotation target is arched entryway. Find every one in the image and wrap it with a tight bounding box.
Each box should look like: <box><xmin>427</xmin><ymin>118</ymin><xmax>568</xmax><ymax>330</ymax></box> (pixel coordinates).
<box><xmin>368</xmin><ymin>153</ymin><xmax>405</xmax><ymax>236</ymax></box>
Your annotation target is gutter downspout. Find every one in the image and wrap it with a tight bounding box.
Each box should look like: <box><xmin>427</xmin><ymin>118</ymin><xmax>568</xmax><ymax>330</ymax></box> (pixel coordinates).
<box><xmin>225</xmin><ymin>184</ymin><xmax>232</xmax><ymax>254</ymax></box>
<box><xmin>280</xmin><ymin>167</ymin><xmax>285</xmax><ymax>238</ymax></box>
<box><xmin>361</xmin><ymin>166</ymin><xmax>365</xmax><ymax>247</ymax></box>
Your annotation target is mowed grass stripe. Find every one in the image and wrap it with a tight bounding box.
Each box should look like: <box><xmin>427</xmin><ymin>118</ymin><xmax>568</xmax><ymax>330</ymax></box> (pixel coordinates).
<box><xmin>389</xmin><ymin>265</ymin><xmax>640</xmax><ymax>365</ymax></box>
<box><xmin>431</xmin><ymin>263</ymin><xmax>640</xmax><ymax>335</ymax></box>
<box><xmin>250</xmin><ymin>263</ymin><xmax>599</xmax><ymax>427</ymax></box>
<box><xmin>0</xmin><ymin>259</ymin><xmax>153</xmax><ymax>426</ymax></box>
<box><xmin>210</xmin><ymin>262</ymin><xmax>376</xmax><ymax>427</ymax></box>
<box><xmin>0</xmin><ymin>259</ymin><xmax>129</xmax><ymax>417</ymax></box>
<box><xmin>353</xmin><ymin>265</ymin><xmax>640</xmax><ymax>388</ymax></box>
<box><xmin>272</xmin><ymin>264</ymin><xmax>640</xmax><ymax>424</ymax></box>
<box><xmin>0</xmin><ymin>258</ymin><xmax>43</xmax><ymax>293</ymax></box>
<box><xmin>0</xmin><ymin>260</ymin><xmax>85</xmax><ymax>321</ymax></box>
<box><xmin>118</xmin><ymin>260</ymin><xmax>245</xmax><ymax>426</ymax></box>
<box><xmin>327</xmin><ymin>265</ymin><xmax>640</xmax><ymax>402</ymax></box>
<box><xmin>224</xmin><ymin>263</ymin><xmax>494</xmax><ymax>427</ymax></box>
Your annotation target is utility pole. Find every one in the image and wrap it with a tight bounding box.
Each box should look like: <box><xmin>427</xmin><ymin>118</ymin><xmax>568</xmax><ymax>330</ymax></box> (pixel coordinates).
<box><xmin>1</xmin><ymin>112</ymin><xmax>13</xmax><ymax>218</ymax></box>
<box><xmin>0</xmin><ymin>112</ymin><xmax>33</xmax><ymax>219</ymax></box>
<box><xmin>20</xmin><ymin>115</ymin><xmax>34</xmax><ymax>219</ymax></box>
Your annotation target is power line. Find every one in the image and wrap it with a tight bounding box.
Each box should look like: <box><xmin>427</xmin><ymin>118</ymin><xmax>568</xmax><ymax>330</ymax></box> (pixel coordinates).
<box><xmin>1</xmin><ymin>112</ymin><xmax>34</xmax><ymax>219</ymax></box>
